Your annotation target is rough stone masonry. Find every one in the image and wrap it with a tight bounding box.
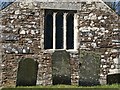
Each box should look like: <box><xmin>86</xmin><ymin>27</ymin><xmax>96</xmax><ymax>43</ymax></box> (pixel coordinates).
<box><xmin>0</xmin><ymin>0</ymin><xmax>120</xmax><ymax>87</ymax></box>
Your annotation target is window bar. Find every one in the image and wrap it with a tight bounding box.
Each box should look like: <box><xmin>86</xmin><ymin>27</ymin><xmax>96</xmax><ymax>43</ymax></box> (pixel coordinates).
<box><xmin>53</xmin><ymin>13</ymin><xmax>57</xmax><ymax>50</ymax></box>
<box><xmin>74</xmin><ymin>13</ymin><xmax>78</xmax><ymax>50</ymax></box>
<box><xmin>63</xmin><ymin>13</ymin><xmax>67</xmax><ymax>50</ymax></box>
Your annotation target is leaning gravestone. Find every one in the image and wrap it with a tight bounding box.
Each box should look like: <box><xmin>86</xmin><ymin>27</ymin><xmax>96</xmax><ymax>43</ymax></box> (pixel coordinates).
<box><xmin>16</xmin><ymin>58</ymin><xmax>38</xmax><ymax>86</ymax></box>
<box><xmin>52</xmin><ymin>50</ymin><xmax>71</xmax><ymax>85</ymax></box>
<box><xmin>79</xmin><ymin>51</ymin><xmax>101</xmax><ymax>86</ymax></box>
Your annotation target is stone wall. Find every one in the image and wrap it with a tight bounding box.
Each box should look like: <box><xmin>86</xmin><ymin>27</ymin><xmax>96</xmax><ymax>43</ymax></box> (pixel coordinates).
<box><xmin>1</xmin><ymin>2</ymin><xmax>44</xmax><ymax>87</ymax></box>
<box><xmin>0</xmin><ymin>1</ymin><xmax>120</xmax><ymax>87</ymax></box>
<box><xmin>0</xmin><ymin>2</ymin><xmax>80</xmax><ymax>86</ymax></box>
<box><xmin>0</xmin><ymin>11</ymin><xmax>2</xmax><ymax>87</ymax></box>
<box><xmin>78</xmin><ymin>2</ymin><xmax>119</xmax><ymax>84</ymax></box>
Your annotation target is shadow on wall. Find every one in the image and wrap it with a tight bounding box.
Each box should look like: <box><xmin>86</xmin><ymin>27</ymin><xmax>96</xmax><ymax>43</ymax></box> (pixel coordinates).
<box><xmin>16</xmin><ymin>58</ymin><xmax>38</xmax><ymax>86</ymax></box>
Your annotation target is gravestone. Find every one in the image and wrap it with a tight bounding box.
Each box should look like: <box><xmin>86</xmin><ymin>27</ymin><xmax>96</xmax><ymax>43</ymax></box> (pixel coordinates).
<box><xmin>79</xmin><ymin>51</ymin><xmax>101</xmax><ymax>86</ymax></box>
<box><xmin>107</xmin><ymin>73</ymin><xmax>120</xmax><ymax>84</ymax></box>
<box><xmin>52</xmin><ymin>50</ymin><xmax>71</xmax><ymax>85</ymax></box>
<box><xmin>16</xmin><ymin>58</ymin><xmax>38</xmax><ymax>86</ymax></box>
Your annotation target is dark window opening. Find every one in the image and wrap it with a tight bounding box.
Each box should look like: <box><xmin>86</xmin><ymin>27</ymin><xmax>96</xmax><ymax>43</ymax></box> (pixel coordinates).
<box><xmin>67</xmin><ymin>14</ymin><xmax>74</xmax><ymax>49</ymax></box>
<box><xmin>56</xmin><ymin>12</ymin><xmax>63</xmax><ymax>49</ymax></box>
<box><xmin>44</xmin><ymin>12</ymin><xmax>53</xmax><ymax>49</ymax></box>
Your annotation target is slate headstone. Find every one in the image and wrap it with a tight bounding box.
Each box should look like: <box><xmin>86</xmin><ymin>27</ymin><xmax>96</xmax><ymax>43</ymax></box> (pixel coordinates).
<box><xmin>16</xmin><ymin>58</ymin><xmax>38</xmax><ymax>86</ymax></box>
<box><xmin>79</xmin><ymin>51</ymin><xmax>101</xmax><ymax>86</ymax></box>
<box><xmin>52</xmin><ymin>50</ymin><xmax>71</xmax><ymax>85</ymax></box>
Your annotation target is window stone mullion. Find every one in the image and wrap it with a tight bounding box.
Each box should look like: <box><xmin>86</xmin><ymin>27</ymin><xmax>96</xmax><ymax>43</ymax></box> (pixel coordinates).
<box><xmin>63</xmin><ymin>13</ymin><xmax>67</xmax><ymax>50</ymax></box>
<box><xmin>53</xmin><ymin>12</ymin><xmax>57</xmax><ymax>50</ymax></box>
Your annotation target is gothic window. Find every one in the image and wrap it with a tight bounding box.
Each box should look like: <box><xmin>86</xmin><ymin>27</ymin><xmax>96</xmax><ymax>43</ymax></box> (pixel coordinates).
<box><xmin>44</xmin><ymin>10</ymin><xmax>78</xmax><ymax>51</ymax></box>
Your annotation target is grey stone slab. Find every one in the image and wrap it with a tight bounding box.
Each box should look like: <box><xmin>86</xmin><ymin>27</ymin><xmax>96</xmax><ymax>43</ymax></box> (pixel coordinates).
<box><xmin>16</xmin><ymin>58</ymin><xmax>38</xmax><ymax>86</ymax></box>
<box><xmin>52</xmin><ymin>50</ymin><xmax>71</xmax><ymax>85</ymax></box>
<box><xmin>79</xmin><ymin>51</ymin><xmax>101</xmax><ymax>86</ymax></box>
<box><xmin>40</xmin><ymin>2</ymin><xmax>81</xmax><ymax>10</ymax></box>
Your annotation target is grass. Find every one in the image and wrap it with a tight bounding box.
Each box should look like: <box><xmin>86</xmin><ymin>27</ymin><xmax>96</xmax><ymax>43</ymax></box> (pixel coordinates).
<box><xmin>14</xmin><ymin>84</ymin><xmax>119</xmax><ymax>88</ymax></box>
<box><xmin>1</xmin><ymin>84</ymin><xmax>120</xmax><ymax>90</ymax></box>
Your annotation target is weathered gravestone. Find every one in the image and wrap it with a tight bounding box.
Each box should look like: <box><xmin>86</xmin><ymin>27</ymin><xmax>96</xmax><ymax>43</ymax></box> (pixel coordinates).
<box><xmin>52</xmin><ymin>50</ymin><xmax>71</xmax><ymax>85</ymax></box>
<box><xmin>79</xmin><ymin>51</ymin><xmax>101</xmax><ymax>86</ymax></box>
<box><xmin>16</xmin><ymin>58</ymin><xmax>38</xmax><ymax>86</ymax></box>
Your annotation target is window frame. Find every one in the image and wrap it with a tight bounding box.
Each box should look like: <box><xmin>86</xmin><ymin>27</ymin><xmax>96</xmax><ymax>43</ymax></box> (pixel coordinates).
<box><xmin>44</xmin><ymin>9</ymin><xmax>78</xmax><ymax>52</ymax></box>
